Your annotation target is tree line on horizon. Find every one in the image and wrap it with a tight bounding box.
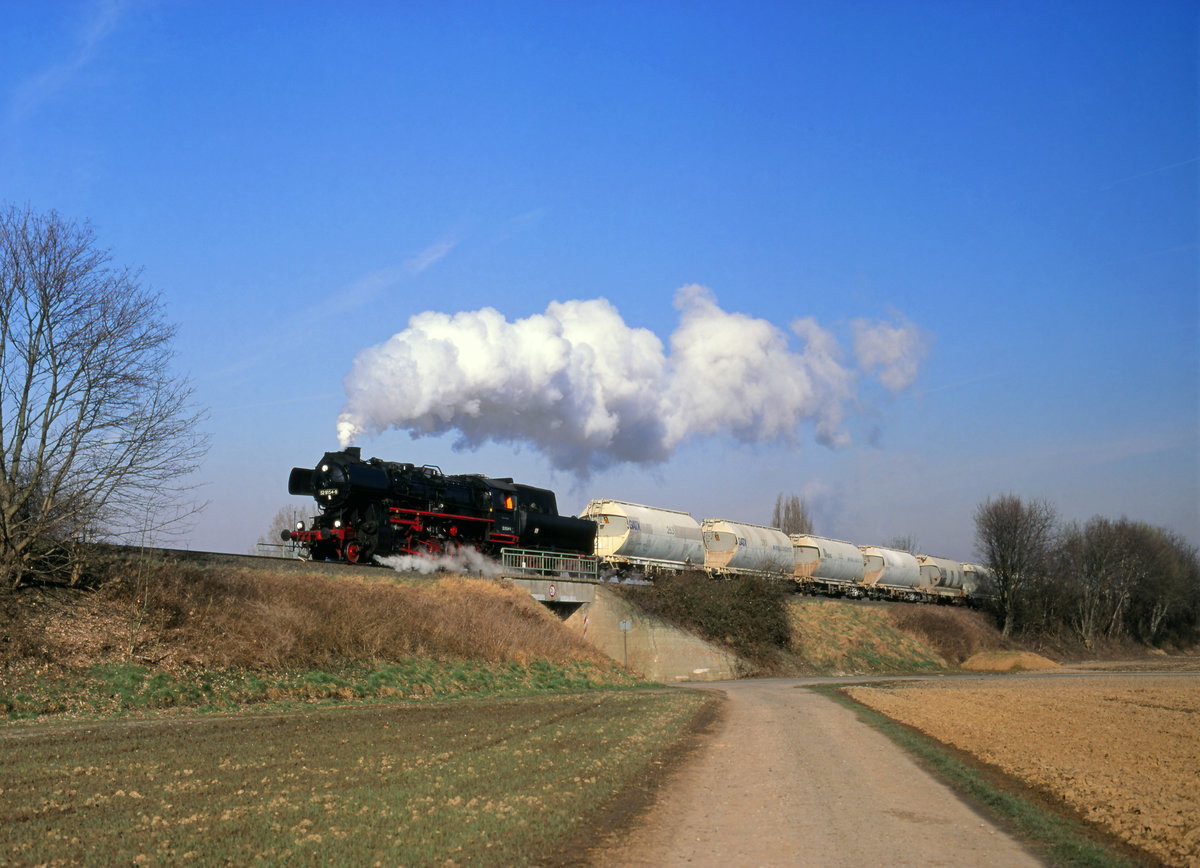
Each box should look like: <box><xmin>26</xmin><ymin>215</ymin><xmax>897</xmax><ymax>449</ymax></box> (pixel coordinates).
<box><xmin>974</xmin><ymin>494</ymin><xmax>1199</xmax><ymax>647</ymax></box>
<box><xmin>772</xmin><ymin>489</ymin><xmax>1199</xmax><ymax>649</ymax></box>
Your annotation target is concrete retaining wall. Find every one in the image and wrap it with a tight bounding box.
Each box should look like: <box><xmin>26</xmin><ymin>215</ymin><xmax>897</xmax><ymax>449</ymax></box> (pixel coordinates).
<box><xmin>565</xmin><ymin>585</ymin><xmax>748</xmax><ymax>682</ymax></box>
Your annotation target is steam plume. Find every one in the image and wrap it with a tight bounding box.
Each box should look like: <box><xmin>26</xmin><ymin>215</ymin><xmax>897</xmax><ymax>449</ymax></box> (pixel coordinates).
<box><xmin>378</xmin><ymin>547</ymin><xmax>502</xmax><ymax>577</ymax></box>
<box><xmin>337</xmin><ymin>285</ymin><xmax>927</xmax><ymax>472</ymax></box>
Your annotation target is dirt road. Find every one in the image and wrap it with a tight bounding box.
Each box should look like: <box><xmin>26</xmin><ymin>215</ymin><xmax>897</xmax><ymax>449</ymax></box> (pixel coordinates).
<box><xmin>588</xmin><ymin>678</ymin><xmax>1044</xmax><ymax>867</ymax></box>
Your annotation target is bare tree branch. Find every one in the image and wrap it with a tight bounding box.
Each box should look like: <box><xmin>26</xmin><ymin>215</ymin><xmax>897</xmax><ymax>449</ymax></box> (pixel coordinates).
<box><xmin>0</xmin><ymin>204</ymin><xmax>209</xmax><ymax>586</ymax></box>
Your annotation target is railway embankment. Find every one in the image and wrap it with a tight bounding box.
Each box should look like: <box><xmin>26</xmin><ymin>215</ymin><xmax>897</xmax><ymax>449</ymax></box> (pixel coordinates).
<box><xmin>0</xmin><ymin>553</ymin><xmax>636</xmax><ymax>717</ymax></box>
<box><xmin>568</xmin><ymin>575</ymin><xmax>1023</xmax><ymax>679</ymax></box>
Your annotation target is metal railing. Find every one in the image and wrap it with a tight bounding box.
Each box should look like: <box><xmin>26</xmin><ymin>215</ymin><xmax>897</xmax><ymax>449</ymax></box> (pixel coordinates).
<box><xmin>254</xmin><ymin>542</ymin><xmax>302</xmax><ymax>559</ymax></box>
<box><xmin>500</xmin><ymin>548</ymin><xmax>599</xmax><ymax>582</ymax></box>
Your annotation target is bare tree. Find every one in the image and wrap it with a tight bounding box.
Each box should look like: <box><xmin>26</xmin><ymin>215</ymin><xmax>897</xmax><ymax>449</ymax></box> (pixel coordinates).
<box><xmin>1110</xmin><ymin>521</ymin><xmax>1198</xmax><ymax>644</ymax></box>
<box><xmin>771</xmin><ymin>492</ymin><xmax>814</xmax><ymax>536</ymax></box>
<box><xmin>884</xmin><ymin>534</ymin><xmax>920</xmax><ymax>554</ymax></box>
<box><xmin>1053</xmin><ymin>517</ymin><xmax>1200</xmax><ymax>646</ymax></box>
<box><xmin>253</xmin><ymin>504</ymin><xmax>311</xmax><ymax>554</ymax></box>
<box><xmin>1056</xmin><ymin>518</ymin><xmax>1126</xmax><ymax>647</ymax></box>
<box><xmin>0</xmin><ymin>204</ymin><xmax>207</xmax><ymax>587</ymax></box>
<box><xmin>973</xmin><ymin>493</ymin><xmax>1057</xmax><ymax>636</ymax></box>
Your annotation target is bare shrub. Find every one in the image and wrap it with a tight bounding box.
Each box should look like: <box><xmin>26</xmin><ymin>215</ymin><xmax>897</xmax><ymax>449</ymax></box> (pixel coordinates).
<box><xmin>886</xmin><ymin>605</ymin><xmax>1012</xmax><ymax>665</ymax></box>
<box><xmin>621</xmin><ymin>571</ymin><xmax>791</xmax><ymax>665</ymax></box>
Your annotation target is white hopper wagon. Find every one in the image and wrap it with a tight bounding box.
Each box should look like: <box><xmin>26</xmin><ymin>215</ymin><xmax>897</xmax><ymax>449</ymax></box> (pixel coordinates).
<box><xmin>858</xmin><ymin>544</ymin><xmax>923</xmax><ymax>600</ymax></box>
<box><xmin>790</xmin><ymin>534</ymin><xmax>866</xmax><ymax>596</ymax></box>
<box><xmin>962</xmin><ymin>563</ymin><xmax>995</xmax><ymax>600</ymax></box>
<box><xmin>702</xmin><ymin>519</ymin><xmax>794</xmax><ymax>578</ymax></box>
<box><xmin>916</xmin><ymin>554</ymin><xmax>969</xmax><ymax>602</ymax></box>
<box><xmin>581</xmin><ymin>499</ymin><xmax>704</xmax><ymax>575</ymax></box>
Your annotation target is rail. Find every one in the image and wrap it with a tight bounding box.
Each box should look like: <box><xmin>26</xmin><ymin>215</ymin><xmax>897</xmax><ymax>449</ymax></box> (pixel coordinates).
<box><xmin>500</xmin><ymin>548</ymin><xmax>599</xmax><ymax>582</ymax></box>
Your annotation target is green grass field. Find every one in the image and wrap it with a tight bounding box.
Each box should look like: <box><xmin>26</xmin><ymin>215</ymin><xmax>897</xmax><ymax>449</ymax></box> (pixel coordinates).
<box><xmin>0</xmin><ymin>689</ymin><xmax>711</xmax><ymax>866</ymax></box>
<box><xmin>0</xmin><ymin>658</ymin><xmax>636</xmax><ymax>719</ymax></box>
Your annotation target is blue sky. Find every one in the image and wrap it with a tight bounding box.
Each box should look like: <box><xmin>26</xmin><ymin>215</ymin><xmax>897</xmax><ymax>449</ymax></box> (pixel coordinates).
<box><xmin>3</xmin><ymin>0</ymin><xmax>1196</xmax><ymax>560</ymax></box>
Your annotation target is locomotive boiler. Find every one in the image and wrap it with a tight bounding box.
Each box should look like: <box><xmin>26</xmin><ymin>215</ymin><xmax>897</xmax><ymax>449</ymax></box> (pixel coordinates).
<box><xmin>284</xmin><ymin>447</ymin><xmax>596</xmax><ymax>564</ymax></box>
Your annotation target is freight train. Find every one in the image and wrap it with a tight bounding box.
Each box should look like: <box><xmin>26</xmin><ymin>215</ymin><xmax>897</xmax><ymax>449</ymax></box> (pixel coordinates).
<box><xmin>283</xmin><ymin>449</ymin><xmax>992</xmax><ymax>605</ymax></box>
<box><xmin>583</xmin><ymin>498</ymin><xmax>993</xmax><ymax>605</ymax></box>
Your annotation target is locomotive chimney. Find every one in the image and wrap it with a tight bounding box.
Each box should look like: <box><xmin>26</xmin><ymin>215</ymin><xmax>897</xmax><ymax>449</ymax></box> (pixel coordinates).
<box><xmin>345</xmin><ymin>446</ymin><xmax>362</xmax><ymax>459</ymax></box>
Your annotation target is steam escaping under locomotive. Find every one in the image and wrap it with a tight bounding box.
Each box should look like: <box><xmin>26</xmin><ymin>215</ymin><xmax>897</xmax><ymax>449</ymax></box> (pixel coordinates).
<box><xmin>282</xmin><ymin>447</ymin><xmax>596</xmax><ymax>564</ymax></box>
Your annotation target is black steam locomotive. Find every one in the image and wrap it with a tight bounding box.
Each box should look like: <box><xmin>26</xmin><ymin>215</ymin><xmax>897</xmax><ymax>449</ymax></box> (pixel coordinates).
<box><xmin>283</xmin><ymin>447</ymin><xmax>597</xmax><ymax>564</ymax></box>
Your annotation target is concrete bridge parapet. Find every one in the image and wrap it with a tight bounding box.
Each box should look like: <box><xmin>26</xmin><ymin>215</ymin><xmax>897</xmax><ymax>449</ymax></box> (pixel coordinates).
<box><xmin>505</xmin><ymin>576</ymin><xmax>595</xmax><ymax>604</ymax></box>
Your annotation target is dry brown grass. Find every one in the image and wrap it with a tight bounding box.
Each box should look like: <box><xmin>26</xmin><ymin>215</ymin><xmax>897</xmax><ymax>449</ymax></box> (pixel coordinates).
<box><xmin>960</xmin><ymin>650</ymin><xmax>1060</xmax><ymax>671</ymax></box>
<box><xmin>0</xmin><ymin>559</ymin><xmax>610</xmax><ymax>671</ymax></box>
<box><xmin>787</xmin><ymin>599</ymin><xmax>947</xmax><ymax>673</ymax></box>
<box><xmin>885</xmin><ymin>604</ymin><xmax>1013</xmax><ymax>665</ymax></box>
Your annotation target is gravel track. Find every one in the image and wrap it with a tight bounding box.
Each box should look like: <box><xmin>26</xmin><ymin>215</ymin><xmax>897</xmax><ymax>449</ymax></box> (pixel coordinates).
<box><xmin>588</xmin><ymin>678</ymin><xmax>1045</xmax><ymax>867</ymax></box>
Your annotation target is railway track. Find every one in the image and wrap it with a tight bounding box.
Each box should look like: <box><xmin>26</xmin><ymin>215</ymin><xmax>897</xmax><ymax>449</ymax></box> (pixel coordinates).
<box><xmin>103</xmin><ymin>545</ymin><xmax>392</xmax><ymax>580</ymax></box>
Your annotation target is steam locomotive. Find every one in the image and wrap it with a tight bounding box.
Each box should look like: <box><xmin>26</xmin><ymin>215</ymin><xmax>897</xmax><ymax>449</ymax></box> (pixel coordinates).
<box><xmin>283</xmin><ymin>447</ymin><xmax>596</xmax><ymax>563</ymax></box>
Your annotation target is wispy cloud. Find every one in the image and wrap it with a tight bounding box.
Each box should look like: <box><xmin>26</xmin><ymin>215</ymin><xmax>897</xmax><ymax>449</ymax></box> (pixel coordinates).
<box><xmin>201</xmin><ymin>231</ymin><xmax>462</xmax><ymax>382</ymax></box>
<box><xmin>405</xmin><ymin>235</ymin><xmax>458</xmax><ymax>274</ymax></box>
<box><xmin>1022</xmin><ymin>430</ymin><xmax>1194</xmax><ymax>470</ymax></box>
<box><xmin>1100</xmin><ymin>156</ymin><xmax>1199</xmax><ymax>190</ymax></box>
<box><xmin>9</xmin><ymin>0</ymin><xmax>135</xmax><ymax>122</ymax></box>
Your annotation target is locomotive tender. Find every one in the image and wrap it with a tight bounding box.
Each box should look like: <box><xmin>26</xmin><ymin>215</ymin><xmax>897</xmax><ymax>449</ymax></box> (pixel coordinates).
<box><xmin>283</xmin><ymin>447</ymin><xmax>596</xmax><ymax>563</ymax></box>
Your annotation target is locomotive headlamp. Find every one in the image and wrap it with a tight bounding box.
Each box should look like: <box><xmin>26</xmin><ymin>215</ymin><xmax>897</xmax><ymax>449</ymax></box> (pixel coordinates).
<box><xmin>295</xmin><ymin>520</ymin><xmax>305</xmax><ymax>531</ymax></box>
<box><xmin>321</xmin><ymin>464</ymin><xmax>329</xmax><ymax>472</ymax></box>
<box><xmin>333</xmin><ymin>519</ymin><xmax>342</xmax><ymax>529</ymax></box>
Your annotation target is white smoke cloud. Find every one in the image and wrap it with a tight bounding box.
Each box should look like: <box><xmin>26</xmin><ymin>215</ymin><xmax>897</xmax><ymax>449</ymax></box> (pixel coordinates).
<box><xmin>337</xmin><ymin>286</ymin><xmax>927</xmax><ymax>472</ymax></box>
<box><xmin>851</xmin><ymin>316</ymin><xmax>931</xmax><ymax>393</ymax></box>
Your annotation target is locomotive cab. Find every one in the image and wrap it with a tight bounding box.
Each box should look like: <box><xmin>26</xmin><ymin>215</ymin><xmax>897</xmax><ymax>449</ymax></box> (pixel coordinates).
<box><xmin>489</xmin><ymin>483</ymin><xmax>520</xmax><ymax>542</ymax></box>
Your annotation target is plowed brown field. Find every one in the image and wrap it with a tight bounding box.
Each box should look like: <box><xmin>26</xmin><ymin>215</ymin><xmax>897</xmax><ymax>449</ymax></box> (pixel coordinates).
<box><xmin>845</xmin><ymin>672</ymin><xmax>1200</xmax><ymax>867</ymax></box>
